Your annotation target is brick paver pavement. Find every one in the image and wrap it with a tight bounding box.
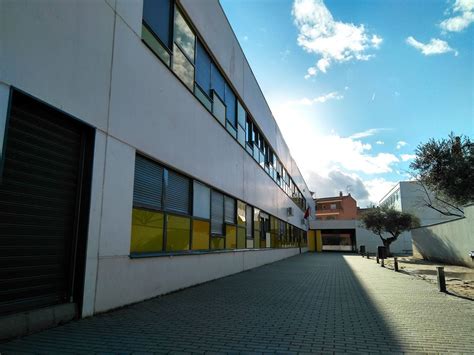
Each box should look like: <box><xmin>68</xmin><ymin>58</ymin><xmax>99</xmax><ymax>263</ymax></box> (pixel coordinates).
<box><xmin>1</xmin><ymin>253</ymin><xmax>473</xmax><ymax>354</ymax></box>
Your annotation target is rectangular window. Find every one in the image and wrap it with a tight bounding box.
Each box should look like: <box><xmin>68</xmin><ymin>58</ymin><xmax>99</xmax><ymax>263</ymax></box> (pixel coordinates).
<box><xmin>237</xmin><ymin>227</ymin><xmax>246</xmax><ymax>249</ymax></box>
<box><xmin>142</xmin><ymin>24</ymin><xmax>171</xmax><ymax>66</ymax></box>
<box><xmin>225</xmin><ymin>225</ymin><xmax>237</xmax><ymax>249</ymax></box>
<box><xmin>212</xmin><ymin>91</ymin><xmax>226</xmax><ymax>126</ymax></box>
<box><xmin>192</xmin><ymin>219</ymin><xmax>210</xmax><ymax>250</ymax></box>
<box><xmin>224</xmin><ymin>83</ymin><xmax>236</xmax><ymax>128</ymax></box>
<box><xmin>195</xmin><ymin>40</ymin><xmax>211</xmax><ymax>95</ymax></box>
<box><xmin>193</xmin><ymin>181</ymin><xmax>210</xmax><ymax>219</ymax></box>
<box><xmin>237</xmin><ymin>201</ymin><xmax>246</xmax><ymax>227</ymax></box>
<box><xmin>174</xmin><ymin>8</ymin><xmax>195</xmax><ymax>62</ymax></box>
<box><xmin>211</xmin><ymin>190</ymin><xmax>224</xmax><ymax>235</ymax></box>
<box><xmin>166</xmin><ymin>214</ymin><xmax>191</xmax><ymax>251</ymax></box>
<box><xmin>237</xmin><ymin>101</ymin><xmax>246</xmax><ymax>128</ymax></box>
<box><xmin>142</xmin><ymin>0</ymin><xmax>172</xmax><ymax>49</ymax></box>
<box><xmin>166</xmin><ymin>170</ymin><xmax>190</xmax><ymax>214</ymax></box>
<box><xmin>133</xmin><ymin>155</ymin><xmax>163</xmax><ymax>210</ymax></box>
<box><xmin>194</xmin><ymin>83</ymin><xmax>212</xmax><ymax>111</ymax></box>
<box><xmin>237</xmin><ymin>125</ymin><xmax>245</xmax><ymax>147</ymax></box>
<box><xmin>211</xmin><ymin>63</ymin><xmax>225</xmax><ymax>100</ymax></box>
<box><xmin>245</xmin><ymin>205</ymin><xmax>253</xmax><ymax>239</ymax></box>
<box><xmin>253</xmin><ymin>208</ymin><xmax>260</xmax><ymax>248</ymax></box>
<box><xmin>172</xmin><ymin>44</ymin><xmax>194</xmax><ymax>91</ymax></box>
<box><xmin>130</xmin><ymin>208</ymin><xmax>164</xmax><ymax>253</ymax></box>
<box><xmin>224</xmin><ymin>195</ymin><xmax>235</xmax><ymax>224</ymax></box>
<box><xmin>210</xmin><ymin>237</ymin><xmax>225</xmax><ymax>250</ymax></box>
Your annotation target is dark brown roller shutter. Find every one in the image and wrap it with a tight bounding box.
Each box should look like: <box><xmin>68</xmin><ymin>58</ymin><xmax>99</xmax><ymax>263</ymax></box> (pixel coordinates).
<box><xmin>0</xmin><ymin>92</ymin><xmax>90</xmax><ymax>317</ymax></box>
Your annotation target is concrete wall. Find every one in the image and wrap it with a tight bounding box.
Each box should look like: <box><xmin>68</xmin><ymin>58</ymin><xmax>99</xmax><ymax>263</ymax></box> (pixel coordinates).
<box><xmin>0</xmin><ymin>0</ymin><xmax>313</xmax><ymax>317</ymax></box>
<box><xmin>412</xmin><ymin>205</ymin><xmax>474</xmax><ymax>268</ymax></box>
<box><xmin>356</xmin><ymin>228</ymin><xmax>412</xmax><ymax>255</ymax></box>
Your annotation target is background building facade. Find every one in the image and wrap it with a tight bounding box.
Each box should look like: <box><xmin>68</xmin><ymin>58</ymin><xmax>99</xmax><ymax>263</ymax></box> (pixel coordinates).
<box><xmin>0</xmin><ymin>0</ymin><xmax>313</xmax><ymax>337</ymax></box>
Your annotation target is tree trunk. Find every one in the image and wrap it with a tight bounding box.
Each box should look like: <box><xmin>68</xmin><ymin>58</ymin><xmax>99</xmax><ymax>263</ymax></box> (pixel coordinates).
<box><xmin>383</xmin><ymin>240</ymin><xmax>392</xmax><ymax>257</ymax></box>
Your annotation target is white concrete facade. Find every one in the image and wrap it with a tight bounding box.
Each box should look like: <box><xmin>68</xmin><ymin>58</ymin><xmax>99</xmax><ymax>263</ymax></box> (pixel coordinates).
<box><xmin>0</xmin><ymin>0</ymin><xmax>313</xmax><ymax>317</ymax></box>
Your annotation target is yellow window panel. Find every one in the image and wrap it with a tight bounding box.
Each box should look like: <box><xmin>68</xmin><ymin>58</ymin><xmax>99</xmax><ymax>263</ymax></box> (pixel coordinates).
<box><xmin>166</xmin><ymin>214</ymin><xmax>191</xmax><ymax>252</ymax></box>
<box><xmin>131</xmin><ymin>208</ymin><xmax>164</xmax><ymax>253</ymax></box>
<box><xmin>210</xmin><ymin>237</ymin><xmax>225</xmax><ymax>250</ymax></box>
<box><xmin>192</xmin><ymin>219</ymin><xmax>210</xmax><ymax>250</ymax></box>
<box><xmin>237</xmin><ymin>227</ymin><xmax>246</xmax><ymax>249</ymax></box>
<box><xmin>225</xmin><ymin>225</ymin><xmax>237</xmax><ymax>249</ymax></box>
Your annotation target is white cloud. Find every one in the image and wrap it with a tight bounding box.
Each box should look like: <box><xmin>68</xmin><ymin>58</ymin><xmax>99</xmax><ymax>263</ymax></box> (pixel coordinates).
<box><xmin>349</xmin><ymin>128</ymin><xmax>385</xmax><ymax>139</ymax></box>
<box><xmin>364</xmin><ymin>178</ymin><xmax>398</xmax><ymax>205</ymax></box>
<box><xmin>371</xmin><ymin>92</ymin><xmax>376</xmax><ymax>101</ymax></box>
<box><xmin>406</xmin><ymin>36</ymin><xmax>458</xmax><ymax>56</ymax></box>
<box><xmin>400</xmin><ymin>154</ymin><xmax>417</xmax><ymax>162</ymax></box>
<box><xmin>376</xmin><ymin>140</ymin><xmax>384</xmax><ymax>145</ymax></box>
<box><xmin>292</xmin><ymin>91</ymin><xmax>344</xmax><ymax>105</ymax></box>
<box><xmin>242</xmin><ymin>35</ymin><xmax>249</xmax><ymax>41</ymax></box>
<box><xmin>396</xmin><ymin>141</ymin><xmax>408</xmax><ymax>149</ymax></box>
<box><xmin>292</xmin><ymin>0</ymin><xmax>382</xmax><ymax>77</ymax></box>
<box><xmin>440</xmin><ymin>0</ymin><xmax>474</xmax><ymax>32</ymax></box>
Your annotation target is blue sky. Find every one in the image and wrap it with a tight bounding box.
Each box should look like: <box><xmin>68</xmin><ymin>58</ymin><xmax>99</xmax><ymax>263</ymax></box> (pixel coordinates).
<box><xmin>221</xmin><ymin>0</ymin><xmax>474</xmax><ymax>206</ymax></box>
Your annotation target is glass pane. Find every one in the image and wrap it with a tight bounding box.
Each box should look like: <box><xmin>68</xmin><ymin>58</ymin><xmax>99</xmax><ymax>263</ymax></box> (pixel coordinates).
<box><xmin>225</xmin><ymin>83</ymin><xmax>236</xmax><ymax>127</ymax></box>
<box><xmin>254</xmin><ymin>227</ymin><xmax>260</xmax><ymax>249</ymax></box>
<box><xmin>130</xmin><ymin>208</ymin><xmax>164</xmax><ymax>253</ymax></box>
<box><xmin>194</xmin><ymin>84</ymin><xmax>212</xmax><ymax>111</ymax></box>
<box><xmin>246</xmin><ymin>239</ymin><xmax>254</xmax><ymax>248</ymax></box>
<box><xmin>210</xmin><ymin>237</ymin><xmax>225</xmax><ymax>250</ymax></box>
<box><xmin>142</xmin><ymin>25</ymin><xmax>171</xmax><ymax>66</ymax></box>
<box><xmin>237</xmin><ymin>101</ymin><xmax>246</xmax><ymax>128</ymax></box>
<box><xmin>211</xmin><ymin>63</ymin><xmax>225</xmax><ymax>100</ymax></box>
<box><xmin>166</xmin><ymin>214</ymin><xmax>191</xmax><ymax>251</ymax></box>
<box><xmin>211</xmin><ymin>190</ymin><xmax>224</xmax><ymax>235</ymax></box>
<box><xmin>237</xmin><ymin>201</ymin><xmax>246</xmax><ymax>227</ymax></box>
<box><xmin>195</xmin><ymin>39</ymin><xmax>211</xmax><ymax>94</ymax></box>
<box><xmin>143</xmin><ymin>0</ymin><xmax>172</xmax><ymax>49</ymax></box>
<box><xmin>237</xmin><ymin>227</ymin><xmax>246</xmax><ymax>249</ymax></box>
<box><xmin>225</xmin><ymin>225</ymin><xmax>236</xmax><ymax>249</ymax></box>
<box><xmin>212</xmin><ymin>92</ymin><xmax>226</xmax><ymax>126</ymax></box>
<box><xmin>174</xmin><ymin>8</ymin><xmax>195</xmax><ymax>61</ymax></box>
<box><xmin>226</xmin><ymin>121</ymin><xmax>237</xmax><ymax>139</ymax></box>
<box><xmin>172</xmin><ymin>44</ymin><xmax>194</xmax><ymax>90</ymax></box>
<box><xmin>253</xmin><ymin>208</ymin><xmax>260</xmax><ymax>228</ymax></box>
<box><xmin>192</xmin><ymin>219</ymin><xmax>209</xmax><ymax>250</ymax></box>
<box><xmin>237</xmin><ymin>125</ymin><xmax>245</xmax><ymax>147</ymax></box>
<box><xmin>193</xmin><ymin>181</ymin><xmax>210</xmax><ymax>219</ymax></box>
<box><xmin>224</xmin><ymin>195</ymin><xmax>235</xmax><ymax>223</ymax></box>
<box><xmin>245</xmin><ymin>205</ymin><xmax>253</xmax><ymax>238</ymax></box>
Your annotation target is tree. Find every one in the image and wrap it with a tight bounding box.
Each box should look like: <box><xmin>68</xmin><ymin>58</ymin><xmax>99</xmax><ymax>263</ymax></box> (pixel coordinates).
<box><xmin>410</xmin><ymin>133</ymin><xmax>473</xmax><ymax>216</ymax></box>
<box><xmin>361</xmin><ymin>207</ymin><xmax>420</xmax><ymax>256</ymax></box>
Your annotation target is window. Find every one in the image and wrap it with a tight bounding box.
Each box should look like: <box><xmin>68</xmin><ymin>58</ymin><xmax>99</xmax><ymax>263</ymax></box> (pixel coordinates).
<box><xmin>166</xmin><ymin>214</ymin><xmax>191</xmax><ymax>251</ymax></box>
<box><xmin>172</xmin><ymin>44</ymin><xmax>194</xmax><ymax>90</ymax></box>
<box><xmin>211</xmin><ymin>190</ymin><xmax>224</xmax><ymax>235</ymax></box>
<box><xmin>195</xmin><ymin>40</ymin><xmax>211</xmax><ymax>95</ymax></box>
<box><xmin>212</xmin><ymin>91</ymin><xmax>226</xmax><ymax>126</ymax></box>
<box><xmin>245</xmin><ymin>205</ymin><xmax>253</xmax><ymax>248</ymax></box>
<box><xmin>225</xmin><ymin>225</ymin><xmax>237</xmax><ymax>249</ymax></box>
<box><xmin>193</xmin><ymin>181</ymin><xmax>210</xmax><ymax>219</ymax></box>
<box><xmin>224</xmin><ymin>195</ymin><xmax>236</xmax><ymax>224</ymax></box>
<box><xmin>253</xmin><ymin>208</ymin><xmax>260</xmax><ymax>248</ymax></box>
<box><xmin>330</xmin><ymin>203</ymin><xmax>337</xmax><ymax>210</ymax></box>
<box><xmin>143</xmin><ymin>0</ymin><xmax>172</xmax><ymax>49</ymax></box>
<box><xmin>172</xmin><ymin>8</ymin><xmax>195</xmax><ymax>90</ymax></box>
<box><xmin>130</xmin><ymin>208</ymin><xmax>164</xmax><ymax>253</ymax></box>
<box><xmin>192</xmin><ymin>219</ymin><xmax>209</xmax><ymax>250</ymax></box>
<box><xmin>166</xmin><ymin>170</ymin><xmax>190</xmax><ymax>214</ymax></box>
<box><xmin>133</xmin><ymin>155</ymin><xmax>164</xmax><ymax>210</ymax></box>
<box><xmin>225</xmin><ymin>83</ymin><xmax>236</xmax><ymax>128</ymax></box>
<box><xmin>142</xmin><ymin>0</ymin><xmax>172</xmax><ymax>65</ymax></box>
<box><xmin>211</xmin><ymin>63</ymin><xmax>225</xmax><ymax>101</ymax></box>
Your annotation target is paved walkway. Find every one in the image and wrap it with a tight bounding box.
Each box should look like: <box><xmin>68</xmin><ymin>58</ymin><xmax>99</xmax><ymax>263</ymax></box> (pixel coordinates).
<box><xmin>1</xmin><ymin>253</ymin><xmax>473</xmax><ymax>354</ymax></box>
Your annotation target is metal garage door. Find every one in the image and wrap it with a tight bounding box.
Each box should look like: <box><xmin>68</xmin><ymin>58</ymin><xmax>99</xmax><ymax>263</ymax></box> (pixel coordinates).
<box><xmin>0</xmin><ymin>91</ymin><xmax>91</xmax><ymax>317</ymax></box>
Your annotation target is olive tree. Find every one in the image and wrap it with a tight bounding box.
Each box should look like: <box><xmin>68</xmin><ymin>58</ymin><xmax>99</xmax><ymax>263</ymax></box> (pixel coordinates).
<box><xmin>361</xmin><ymin>207</ymin><xmax>419</xmax><ymax>256</ymax></box>
<box><xmin>410</xmin><ymin>133</ymin><xmax>473</xmax><ymax>217</ymax></box>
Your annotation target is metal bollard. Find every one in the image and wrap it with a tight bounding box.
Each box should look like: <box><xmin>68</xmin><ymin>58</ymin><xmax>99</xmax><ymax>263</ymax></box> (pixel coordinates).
<box><xmin>381</xmin><ymin>258</ymin><xmax>385</xmax><ymax>267</ymax></box>
<box><xmin>394</xmin><ymin>257</ymin><xmax>399</xmax><ymax>272</ymax></box>
<box><xmin>367</xmin><ymin>252</ymin><xmax>370</xmax><ymax>259</ymax></box>
<box><xmin>376</xmin><ymin>255</ymin><xmax>379</xmax><ymax>264</ymax></box>
<box><xmin>437</xmin><ymin>266</ymin><xmax>446</xmax><ymax>292</ymax></box>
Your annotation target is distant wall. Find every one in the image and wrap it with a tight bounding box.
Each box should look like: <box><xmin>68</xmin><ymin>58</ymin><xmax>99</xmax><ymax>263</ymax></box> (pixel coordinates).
<box><xmin>356</xmin><ymin>227</ymin><xmax>412</xmax><ymax>255</ymax></box>
<box><xmin>412</xmin><ymin>205</ymin><xmax>474</xmax><ymax>268</ymax></box>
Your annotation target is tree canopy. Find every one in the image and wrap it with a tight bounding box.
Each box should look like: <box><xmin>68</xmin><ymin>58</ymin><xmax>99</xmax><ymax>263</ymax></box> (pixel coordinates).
<box><xmin>361</xmin><ymin>207</ymin><xmax>419</xmax><ymax>255</ymax></box>
<box><xmin>410</xmin><ymin>133</ymin><xmax>473</xmax><ymax>207</ymax></box>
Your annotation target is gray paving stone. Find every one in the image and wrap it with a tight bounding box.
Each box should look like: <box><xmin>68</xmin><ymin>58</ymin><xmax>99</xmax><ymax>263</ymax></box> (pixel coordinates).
<box><xmin>1</xmin><ymin>253</ymin><xmax>473</xmax><ymax>354</ymax></box>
